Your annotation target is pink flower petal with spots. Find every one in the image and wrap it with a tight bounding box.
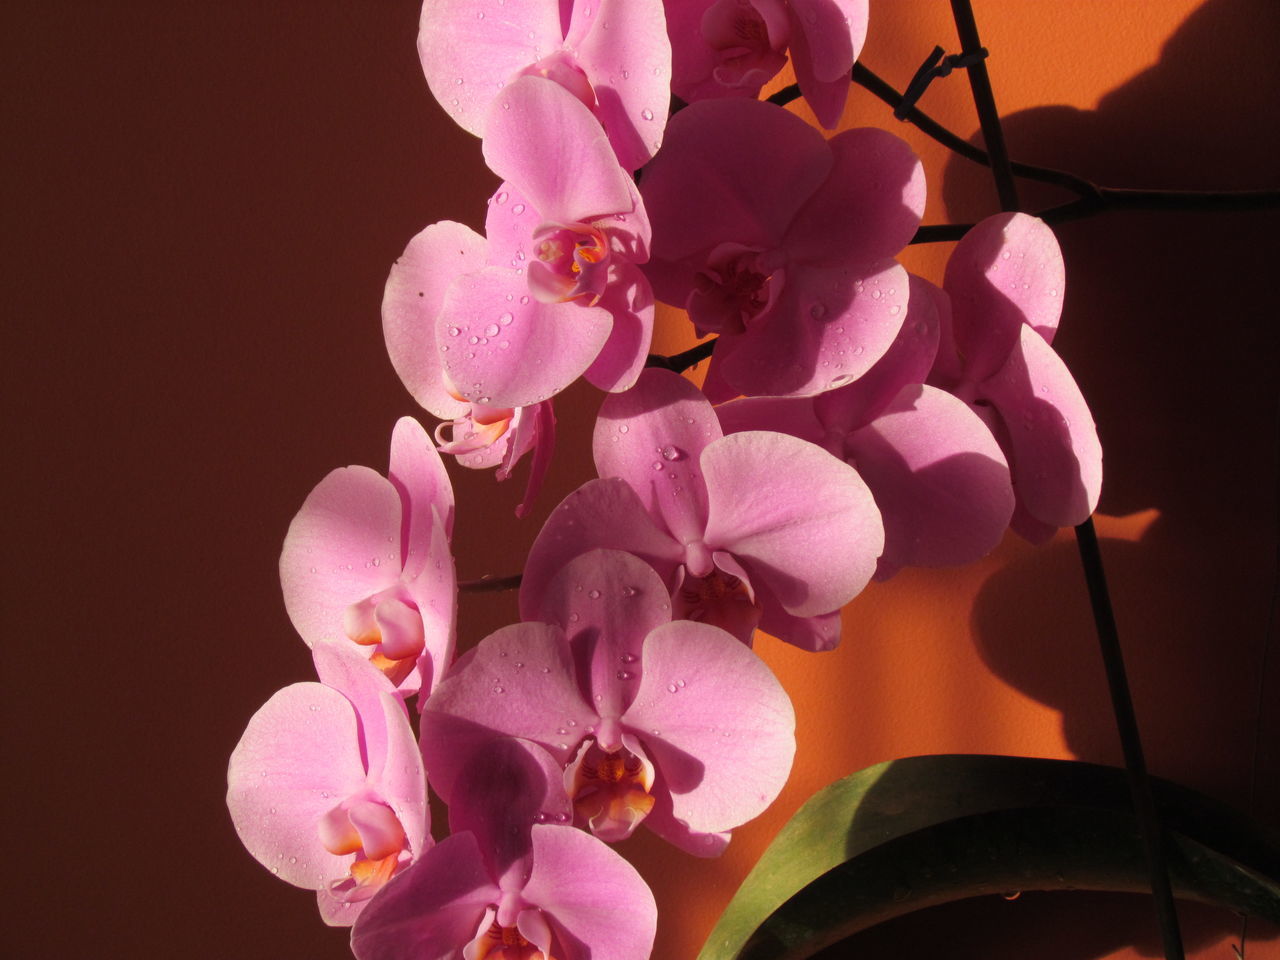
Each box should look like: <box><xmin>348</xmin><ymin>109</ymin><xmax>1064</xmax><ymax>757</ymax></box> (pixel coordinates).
<box><xmin>437</xmin><ymin>265</ymin><xmax>613</xmax><ymax>408</ymax></box>
<box><xmin>581</xmin><ymin>261</ymin><xmax>655</xmax><ymax>395</ymax></box>
<box><xmin>593</xmin><ymin>369</ymin><xmax>721</xmax><ymax>546</ymax></box>
<box><xmin>786</xmin><ymin>0</ymin><xmax>868</xmax><ymax>127</ymax></box>
<box><xmin>980</xmin><ymin>325</ymin><xmax>1102</xmax><ymax>528</ymax></box>
<box><xmin>389</xmin><ymin>416</ymin><xmax>455</xmax><ymax>546</ymax></box>
<box><xmin>716</xmin><ymin>395</ymin><xmax>826</xmax><ymax>447</ymax></box>
<box><xmin>843</xmin><ymin>384</ymin><xmax>1013</xmax><ymax>570</ymax></box>
<box><xmin>702</xmin><ymin>430</ymin><xmax>883</xmax><ymax>617</ymax></box>
<box><xmin>620</xmin><ymin>620</ymin><xmax>795</xmax><ymax>835</ymax></box>
<box><xmin>383</xmin><ymin>222</ymin><xmax>484</xmax><ymax>420</ymax></box>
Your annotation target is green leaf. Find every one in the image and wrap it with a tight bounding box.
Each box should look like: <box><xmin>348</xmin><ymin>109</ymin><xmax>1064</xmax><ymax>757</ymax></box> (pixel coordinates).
<box><xmin>698</xmin><ymin>754</ymin><xmax>1280</xmax><ymax>960</ymax></box>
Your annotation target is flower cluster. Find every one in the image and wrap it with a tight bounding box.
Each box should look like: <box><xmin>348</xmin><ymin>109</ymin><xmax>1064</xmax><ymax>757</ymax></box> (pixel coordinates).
<box><xmin>229</xmin><ymin>2</ymin><xmax>1101</xmax><ymax>958</ymax></box>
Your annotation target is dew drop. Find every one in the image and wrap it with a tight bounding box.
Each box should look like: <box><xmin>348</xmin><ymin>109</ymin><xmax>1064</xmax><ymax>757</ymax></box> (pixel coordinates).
<box><xmin>447</xmin><ymin>326</ymin><xmax>461</xmax><ymax>337</ymax></box>
<box><xmin>889</xmin><ymin>304</ymin><xmax>901</xmax><ymax>315</ymax></box>
<box><xmin>621</xmin><ymin>586</ymin><xmax>638</xmax><ymax>598</ymax></box>
<box><xmin>587</xmin><ymin>588</ymin><xmax>601</xmax><ymax>599</ymax></box>
<box><xmin>618</xmin><ymin>424</ymin><xmax>629</xmax><ymax>433</ymax></box>
<box><xmin>667</xmin><ymin>683</ymin><xmax>678</xmax><ymax>693</ymax></box>
<box><xmin>853</xmin><ymin>345</ymin><xmax>865</xmax><ymax>356</ymax></box>
<box><xmin>650</xmin><ymin>461</ymin><xmax>662</xmax><ymax>471</ymax></box>
<box><xmin>569</xmin><ymin>612</ymin><xmax>580</xmax><ymax>623</ymax></box>
<box><xmin>677</xmin><ymin>679</ymin><xmax>686</xmax><ymax>687</ymax></box>
<box><xmin>483</xmin><ymin>323</ymin><xmax>500</xmax><ymax>337</ymax></box>
<box><xmin>492</xmin><ymin>684</ymin><xmax>504</xmax><ymax>694</ymax></box>
<box><xmin>1001</xmin><ymin>250</ymin><xmax>1011</xmax><ymax>260</ymax></box>
<box><xmin>289</xmin><ymin>856</ymin><xmax>298</xmax><ymax>864</ymax></box>
<box><xmin>871</xmin><ymin>289</ymin><xmax>882</xmax><ymax>300</ymax></box>
<box><xmin>519</xmin><ymin>294</ymin><xmax>529</xmax><ymax>304</ymax></box>
<box><xmin>809</xmin><ymin>302</ymin><xmax>826</xmax><ymax>320</ymax></box>
<box><xmin>495</xmin><ymin>191</ymin><xmax>508</xmax><ymax>204</ymax></box>
<box><xmin>641</xmin><ymin>108</ymin><xmax>654</xmax><ymax>121</ymax></box>
<box><xmin>660</xmin><ymin>444</ymin><xmax>681</xmax><ymax>461</ymax></box>
<box><xmin>616</xmin><ymin>670</ymin><xmax>633</xmax><ymax>681</ymax></box>
<box><xmin>514</xmin><ymin>661</ymin><xmax>524</xmax><ymax>669</ymax></box>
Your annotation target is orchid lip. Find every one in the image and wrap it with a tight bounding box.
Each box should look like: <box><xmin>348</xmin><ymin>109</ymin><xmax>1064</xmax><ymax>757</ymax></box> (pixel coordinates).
<box><xmin>565</xmin><ymin>738</ymin><xmax>656</xmax><ymax>843</ymax></box>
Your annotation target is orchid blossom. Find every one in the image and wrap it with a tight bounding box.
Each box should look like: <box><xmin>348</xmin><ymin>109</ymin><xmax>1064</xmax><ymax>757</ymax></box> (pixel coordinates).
<box><xmin>279</xmin><ymin>417</ymin><xmax>456</xmax><ymax>697</ymax></box>
<box><xmin>419</xmin><ymin>0</ymin><xmax>672</xmax><ymax>171</ymax></box>
<box><xmin>423</xmin><ymin>549</ymin><xmax>796</xmax><ymax>855</ymax></box>
<box><xmin>666</xmin><ymin>0</ymin><xmax>869</xmax><ymax>128</ymax></box>
<box><xmin>717</xmin><ymin>273</ymin><xmax>1015</xmax><ymax>579</ymax></box>
<box><xmin>227</xmin><ymin>639</ymin><xmax>429</xmax><ymax>925</ymax></box>
<box><xmin>640</xmin><ymin>98</ymin><xmax>924</xmax><ymax>398</ymax></box>
<box><xmin>926</xmin><ymin>212</ymin><xmax>1102</xmax><ymax>542</ymax></box>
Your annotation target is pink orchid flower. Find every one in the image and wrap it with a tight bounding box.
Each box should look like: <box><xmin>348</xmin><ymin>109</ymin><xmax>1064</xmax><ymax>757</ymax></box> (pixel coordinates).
<box><xmin>419</xmin><ymin>0</ymin><xmax>672</xmax><ymax>171</ymax></box>
<box><xmin>423</xmin><ymin>549</ymin><xmax>796</xmax><ymax>856</ymax></box>
<box><xmin>520</xmin><ymin>368</ymin><xmax>883</xmax><ymax>650</ymax></box>
<box><xmin>384</xmin><ymin>221</ymin><xmax>556</xmax><ymax>517</ymax></box>
<box><xmin>717</xmin><ymin>273</ymin><xmax>1015</xmax><ymax>579</ymax></box>
<box><xmin>227</xmin><ymin>639</ymin><xmax>429</xmax><ymax>925</ymax></box>
<box><xmin>431</xmin><ymin>76</ymin><xmax>654</xmax><ymax>412</ymax></box>
<box><xmin>279</xmin><ymin>417</ymin><xmax>456</xmax><ymax>697</ymax></box>
<box><xmin>640</xmin><ymin>98</ymin><xmax>925</xmax><ymax>398</ymax></box>
<box><xmin>926</xmin><ymin>213</ymin><xmax>1102</xmax><ymax>542</ymax></box>
<box><xmin>666</xmin><ymin>0</ymin><xmax>869</xmax><ymax>128</ymax></box>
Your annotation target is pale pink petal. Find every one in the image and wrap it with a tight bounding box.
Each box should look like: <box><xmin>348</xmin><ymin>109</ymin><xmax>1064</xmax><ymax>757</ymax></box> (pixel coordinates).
<box><xmin>568</xmin><ymin>0</ymin><xmax>673</xmax><ymax>171</ymax></box>
<box><xmin>417</xmin><ymin>0</ymin><xmax>565</xmax><ymax>137</ymax></box>
<box><xmin>401</xmin><ymin>508</ymin><xmax>457</xmax><ymax>697</ymax></box>
<box><xmin>641</xmin><ymin>792</ymin><xmax>731</xmax><ymax>857</ymax></box>
<box><xmin>280</xmin><ymin>467</ymin><xmax>403</xmax><ymax>648</ymax></box>
<box><xmin>702</xmin><ymin>431</ymin><xmax>883</xmax><ymax>616</ymax></box>
<box><xmin>980</xmin><ymin>325</ymin><xmax>1102</xmax><ymax>528</ymax></box>
<box><xmin>581</xmin><ymin>261</ymin><xmax>655</xmax><ymax>394</ymax></box>
<box><xmin>519</xmin><ymin>478</ymin><xmax>686</xmax><ymax>621</ymax></box>
<box><xmin>483</xmin><ymin>182</ymin><xmax>536</xmax><ymax>271</ymax></box>
<box><xmin>945</xmin><ymin>212</ymin><xmax>1066</xmax><ymax>381</ymax></box>
<box><xmin>756</xmin><ymin>585</ymin><xmax>843</xmax><ymax>651</ymax></box>
<box><xmin>787</xmin><ymin>127</ymin><xmax>924</xmax><ymax>264</ymax></box>
<box><xmin>844</xmin><ymin>384</ymin><xmax>1014</xmax><ymax>570</ymax></box>
<box><xmin>715</xmin><ymin>395</ymin><xmax>826</xmax><ymax>447</ymax></box>
<box><xmin>383</xmin><ymin>222</ymin><xmax>483</xmax><ymax>419</ymax></box>
<box><xmin>350</xmin><ymin>831</ymin><xmax>501</xmax><ymax>960</ymax></box>
<box><xmin>506</xmin><ymin>400</ymin><xmax>557</xmax><ymax>520</ymax></box>
<box><xmin>389</xmin><ymin>416</ymin><xmax>455</xmax><ymax>544</ymax></box>
<box><xmin>372</xmin><ymin>691</ymin><xmax>429</xmax><ymax>860</ymax></box>
<box><xmin>621</xmin><ymin>621</ymin><xmax>795</xmax><ymax>834</ymax></box>
<box><xmin>311</xmin><ymin>637</ymin><xmax>398</xmax><ymax>779</ymax></box>
<box><xmin>593</xmin><ymin>368</ymin><xmax>721</xmax><ymax>545</ymax></box>
<box><xmin>718</xmin><ymin>259</ymin><xmax>909</xmax><ymax>398</ymax></box>
<box><xmin>1010</xmin><ymin>498</ymin><xmax>1060</xmax><ymax>545</ymax></box>
<box><xmin>484</xmin><ymin>76</ymin><xmax>635</xmax><ymax>225</ymax></box>
<box><xmin>227</xmin><ymin>683</ymin><xmax>367</xmax><ymax>888</ymax></box>
<box><xmin>537</xmin><ymin>550</ymin><xmax>673</xmax><ymax>719</ymax></box>
<box><xmin>640</xmin><ymin>98</ymin><xmax>831</xmax><ymax>263</ymax></box>
<box><xmin>420</xmin><ymin>623</ymin><xmax>598</xmax><ymax>802</ymax></box>
<box><xmin>522</xmin><ymin>825</ymin><xmax>658</xmax><ymax>960</ymax></box>
<box><xmin>813</xmin><ymin>271</ymin><xmax>941</xmax><ymax>433</ymax></box>
<box><xmin>437</xmin><ymin>265</ymin><xmax>613</xmax><ymax>408</ymax></box>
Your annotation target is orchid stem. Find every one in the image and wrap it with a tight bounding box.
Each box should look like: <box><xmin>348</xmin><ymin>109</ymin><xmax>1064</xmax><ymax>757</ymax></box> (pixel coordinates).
<box><xmin>947</xmin><ymin>1</ymin><xmax>1185</xmax><ymax>956</ymax></box>
<box><xmin>458</xmin><ymin>573</ymin><xmax>522</xmax><ymax>594</ymax></box>
<box><xmin>645</xmin><ymin>337</ymin><xmax>717</xmax><ymax>374</ymax></box>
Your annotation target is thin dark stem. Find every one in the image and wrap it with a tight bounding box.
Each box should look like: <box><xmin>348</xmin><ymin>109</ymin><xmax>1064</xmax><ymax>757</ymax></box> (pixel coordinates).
<box><xmin>645</xmin><ymin>337</ymin><xmax>716</xmax><ymax>374</ymax></box>
<box><xmin>458</xmin><ymin>573</ymin><xmax>522</xmax><ymax>593</ymax></box>
<box><xmin>945</xmin><ymin>1</ymin><xmax>1184</xmax><ymax>956</ymax></box>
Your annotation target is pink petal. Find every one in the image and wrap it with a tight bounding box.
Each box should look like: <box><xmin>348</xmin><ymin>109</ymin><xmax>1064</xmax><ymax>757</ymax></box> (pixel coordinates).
<box><xmin>227</xmin><ymin>682</ymin><xmax>368</xmax><ymax>888</ymax></box>
<box><xmin>506</xmin><ymin>400</ymin><xmax>557</xmax><ymax>520</ymax></box>
<box><xmin>310</xmin><ymin>637</ymin><xmax>398</xmax><ymax>780</ymax></box>
<box><xmin>844</xmin><ymin>384</ymin><xmax>1014</xmax><ymax>570</ymax></box>
<box><xmin>568</xmin><ymin>0</ymin><xmax>673</xmax><ymax>171</ymax></box>
<box><xmin>419</xmin><ymin>623</ymin><xmax>598</xmax><ymax>803</ymax></box>
<box><xmin>639</xmin><ymin>98</ymin><xmax>831</xmax><ymax>264</ymax></box>
<box><xmin>786</xmin><ymin>127</ymin><xmax>924</xmax><ymax>264</ymax></box>
<box><xmin>537</xmin><ymin>550</ymin><xmax>673</xmax><ymax>720</ymax></box>
<box><xmin>980</xmin><ymin>325</ymin><xmax>1102</xmax><ymax>528</ymax></box>
<box><xmin>519</xmin><ymin>478</ymin><xmax>686</xmax><ymax>622</ymax></box>
<box><xmin>417</xmin><ymin>0</ymin><xmax>564</xmax><ymax>137</ymax></box>
<box><xmin>641</xmin><ymin>791</ymin><xmax>732</xmax><ymax>856</ymax></box>
<box><xmin>389</xmin><ymin>415</ymin><xmax>455</xmax><ymax>546</ymax></box>
<box><xmin>400</xmin><ymin>508</ymin><xmax>457</xmax><ymax>697</ymax></box>
<box><xmin>756</xmin><ymin>586</ymin><xmax>844</xmax><ymax>651</ymax></box>
<box><xmin>522</xmin><ymin>824</ymin><xmax>658</xmax><ymax>960</ymax></box>
<box><xmin>620</xmin><ymin>621</ymin><xmax>795</xmax><ymax>834</ymax></box>
<box><xmin>581</xmin><ymin>261</ymin><xmax>655</xmax><ymax>394</ymax></box>
<box><xmin>383</xmin><ymin>222</ymin><xmax>483</xmax><ymax>419</ymax></box>
<box><xmin>280</xmin><ymin>467</ymin><xmax>403</xmax><ymax>648</ymax></box>
<box><xmin>786</xmin><ymin>0</ymin><xmax>867</xmax><ymax>127</ymax></box>
<box><xmin>484</xmin><ymin>182</ymin><xmax>536</xmax><ymax>271</ymax></box>
<box><xmin>484</xmin><ymin>75</ymin><xmax>635</xmax><ymax>225</ymax></box>
<box><xmin>702</xmin><ymin>431</ymin><xmax>883</xmax><ymax>616</ymax></box>
<box><xmin>437</xmin><ymin>265</ymin><xmax>613</xmax><ymax>408</ymax></box>
<box><xmin>923</xmin><ymin>273</ymin><xmax>966</xmax><ymax>390</ymax></box>
<box><xmin>945</xmin><ymin>212</ymin><xmax>1066</xmax><ymax>381</ymax></box>
<box><xmin>717</xmin><ymin>259</ymin><xmax>910</xmax><ymax>398</ymax></box>
<box><xmin>350</xmin><ymin>830</ymin><xmax>500</xmax><ymax>960</ymax></box>
<box><xmin>715</xmin><ymin>395</ymin><xmax>826</xmax><ymax>446</ymax></box>
<box><xmin>593</xmin><ymin>368</ymin><xmax>721</xmax><ymax>545</ymax></box>
<box><xmin>372</xmin><ymin>691</ymin><xmax>429</xmax><ymax>860</ymax></box>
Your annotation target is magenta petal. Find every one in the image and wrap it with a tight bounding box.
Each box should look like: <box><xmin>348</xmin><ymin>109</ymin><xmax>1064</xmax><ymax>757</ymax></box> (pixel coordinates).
<box><xmin>383</xmin><ymin>222</ymin><xmax>483</xmax><ymax>419</ymax></box>
<box><xmin>582</xmin><ymin>261</ymin><xmax>655</xmax><ymax>394</ymax></box>
<box><xmin>570</xmin><ymin>0</ymin><xmax>673</xmax><ymax>171</ymax></box>
<box><xmin>945</xmin><ymin>212</ymin><xmax>1066</xmax><ymax>381</ymax></box>
<box><xmin>594</xmin><ymin>368</ymin><xmax>720</xmax><ymax>545</ymax></box>
<box><xmin>640</xmin><ymin>98</ymin><xmax>831</xmax><ymax>263</ymax></box>
<box><xmin>789</xmin><ymin>0</ymin><xmax>867</xmax><ymax>82</ymax></box>
<box><xmin>484</xmin><ymin>76</ymin><xmax>635</xmax><ymax>225</ymax></box>
<box><xmin>718</xmin><ymin>259</ymin><xmax>910</xmax><ymax>398</ymax></box>
<box><xmin>641</xmin><ymin>793</ymin><xmax>732</xmax><ymax>857</ymax></box>
<box><xmin>420</xmin><ymin>623</ymin><xmax>598</xmax><ymax>802</ymax></box>
<box><xmin>702</xmin><ymin>431</ymin><xmax>883</xmax><ymax>617</ymax></box>
<box><xmin>621</xmin><ymin>621</ymin><xmax>795</xmax><ymax>834</ymax></box>
<box><xmin>227</xmin><ymin>683</ymin><xmax>367</xmax><ymax>888</ymax></box>
<box><xmin>522</xmin><ymin>825</ymin><xmax>657</xmax><ymax>960</ymax></box>
<box><xmin>350</xmin><ymin>831</ymin><xmax>500</xmax><ymax>960</ymax></box>
<box><xmin>715</xmin><ymin>395</ymin><xmax>826</xmax><ymax>447</ymax></box>
<box><xmin>756</xmin><ymin>587</ymin><xmax>844</xmax><ymax>651</ymax></box>
<box><xmin>844</xmin><ymin>384</ymin><xmax>1014</xmax><ymax>570</ymax></box>
<box><xmin>280</xmin><ymin>467</ymin><xmax>403</xmax><ymax>648</ymax></box>
<box><xmin>508</xmin><ymin>401</ymin><xmax>557</xmax><ymax>520</ymax></box>
<box><xmin>438</xmin><ymin>265</ymin><xmax>613</xmax><ymax>407</ymax></box>
<box><xmin>539</xmin><ymin>550</ymin><xmax>673</xmax><ymax>719</ymax></box>
<box><xmin>417</xmin><ymin>0</ymin><xmax>564</xmax><ymax>137</ymax></box>
<box><xmin>980</xmin><ymin>325</ymin><xmax>1102</xmax><ymax>528</ymax></box>
<box><xmin>519</xmin><ymin>478</ymin><xmax>685</xmax><ymax>621</ymax></box>
<box><xmin>787</xmin><ymin>127</ymin><xmax>924</xmax><ymax>264</ymax></box>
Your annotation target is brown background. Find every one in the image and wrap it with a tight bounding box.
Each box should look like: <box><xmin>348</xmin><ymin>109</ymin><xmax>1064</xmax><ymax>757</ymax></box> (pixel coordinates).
<box><xmin>6</xmin><ymin>1</ymin><xmax>1277</xmax><ymax>958</ymax></box>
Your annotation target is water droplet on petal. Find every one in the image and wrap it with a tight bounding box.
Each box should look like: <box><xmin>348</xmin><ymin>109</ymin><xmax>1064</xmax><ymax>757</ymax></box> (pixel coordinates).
<box><xmin>660</xmin><ymin>445</ymin><xmax>681</xmax><ymax>461</ymax></box>
<box><xmin>483</xmin><ymin>323</ymin><xmax>500</xmax><ymax>337</ymax></box>
<box><xmin>667</xmin><ymin>683</ymin><xmax>678</xmax><ymax>693</ymax></box>
<box><xmin>618</xmin><ymin>424</ymin><xmax>629</xmax><ymax>433</ymax></box>
<box><xmin>512</xmin><ymin>203</ymin><xmax>525</xmax><ymax>214</ymax></box>
<box><xmin>447</xmin><ymin>326</ymin><xmax>460</xmax><ymax>337</ymax></box>
<box><xmin>641</xmin><ymin>108</ymin><xmax>654</xmax><ymax>121</ymax></box>
<box><xmin>492</xmin><ymin>684</ymin><xmax>504</xmax><ymax>694</ymax></box>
